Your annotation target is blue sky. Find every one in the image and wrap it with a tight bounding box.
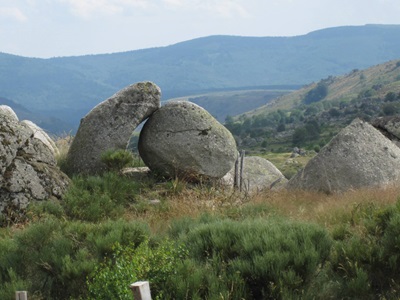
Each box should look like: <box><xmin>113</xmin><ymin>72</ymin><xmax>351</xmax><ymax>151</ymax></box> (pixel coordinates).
<box><xmin>1</xmin><ymin>0</ymin><xmax>400</xmax><ymax>58</ymax></box>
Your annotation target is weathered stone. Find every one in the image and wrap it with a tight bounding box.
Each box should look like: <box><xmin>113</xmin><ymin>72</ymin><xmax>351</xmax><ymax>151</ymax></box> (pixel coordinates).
<box><xmin>221</xmin><ymin>156</ymin><xmax>287</xmax><ymax>192</ymax></box>
<box><xmin>287</xmin><ymin>118</ymin><xmax>400</xmax><ymax>193</ymax></box>
<box><xmin>21</xmin><ymin>120</ymin><xmax>59</xmax><ymax>156</ymax></box>
<box><xmin>0</xmin><ymin>106</ymin><xmax>70</xmax><ymax>222</ymax></box>
<box><xmin>371</xmin><ymin>116</ymin><xmax>400</xmax><ymax>147</ymax></box>
<box><xmin>139</xmin><ymin>101</ymin><xmax>237</xmax><ymax>180</ymax></box>
<box><xmin>65</xmin><ymin>82</ymin><xmax>161</xmax><ymax>175</ymax></box>
<box><xmin>0</xmin><ymin>105</ymin><xmax>19</xmax><ymax>122</ymax></box>
<box><xmin>121</xmin><ymin>167</ymin><xmax>151</xmax><ymax>181</ymax></box>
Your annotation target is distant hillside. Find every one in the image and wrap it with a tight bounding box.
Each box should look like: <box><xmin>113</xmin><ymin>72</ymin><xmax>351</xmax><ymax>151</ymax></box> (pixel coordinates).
<box><xmin>166</xmin><ymin>88</ymin><xmax>295</xmax><ymax>122</ymax></box>
<box><xmin>228</xmin><ymin>59</ymin><xmax>400</xmax><ymax>152</ymax></box>
<box><xmin>0</xmin><ymin>97</ymin><xmax>74</xmax><ymax>134</ymax></box>
<box><xmin>1</xmin><ymin>24</ymin><xmax>400</xmax><ymax>132</ymax></box>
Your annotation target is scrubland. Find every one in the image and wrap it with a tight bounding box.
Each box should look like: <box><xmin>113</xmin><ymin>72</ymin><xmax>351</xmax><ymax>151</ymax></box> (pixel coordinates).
<box><xmin>1</xmin><ymin>146</ymin><xmax>400</xmax><ymax>299</ymax></box>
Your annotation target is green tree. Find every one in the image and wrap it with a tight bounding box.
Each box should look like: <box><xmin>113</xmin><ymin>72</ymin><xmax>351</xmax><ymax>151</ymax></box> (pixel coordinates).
<box><xmin>303</xmin><ymin>82</ymin><xmax>328</xmax><ymax>104</ymax></box>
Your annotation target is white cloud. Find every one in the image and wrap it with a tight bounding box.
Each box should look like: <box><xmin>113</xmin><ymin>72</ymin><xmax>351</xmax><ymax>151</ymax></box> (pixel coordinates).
<box><xmin>162</xmin><ymin>0</ymin><xmax>184</xmax><ymax>7</ymax></box>
<box><xmin>0</xmin><ymin>7</ymin><xmax>28</xmax><ymax>22</ymax></box>
<box><xmin>162</xmin><ymin>0</ymin><xmax>250</xmax><ymax>18</ymax></box>
<box><xmin>206</xmin><ymin>0</ymin><xmax>250</xmax><ymax>18</ymax></box>
<box><xmin>59</xmin><ymin>0</ymin><xmax>152</xmax><ymax>18</ymax></box>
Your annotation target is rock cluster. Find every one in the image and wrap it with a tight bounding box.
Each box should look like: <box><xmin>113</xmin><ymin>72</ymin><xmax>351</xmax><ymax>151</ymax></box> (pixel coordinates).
<box><xmin>0</xmin><ymin>106</ymin><xmax>70</xmax><ymax>221</ymax></box>
<box><xmin>287</xmin><ymin>118</ymin><xmax>400</xmax><ymax>193</ymax></box>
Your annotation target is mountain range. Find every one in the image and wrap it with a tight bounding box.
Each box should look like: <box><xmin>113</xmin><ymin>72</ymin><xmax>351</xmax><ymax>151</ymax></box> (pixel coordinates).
<box><xmin>1</xmin><ymin>24</ymin><xmax>400</xmax><ymax>133</ymax></box>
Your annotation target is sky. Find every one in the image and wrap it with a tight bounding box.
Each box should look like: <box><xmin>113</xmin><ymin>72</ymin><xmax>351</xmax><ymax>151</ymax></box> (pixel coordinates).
<box><xmin>1</xmin><ymin>0</ymin><xmax>400</xmax><ymax>58</ymax></box>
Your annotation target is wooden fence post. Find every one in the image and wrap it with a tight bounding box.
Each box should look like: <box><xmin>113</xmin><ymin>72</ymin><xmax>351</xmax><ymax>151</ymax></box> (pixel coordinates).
<box><xmin>234</xmin><ymin>152</ymin><xmax>240</xmax><ymax>189</ymax></box>
<box><xmin>129</xmin><ymin>281</ymin><xmax>152</xmax><ymax>300</ymax></box>
<box><xmin>239</xmin><ymin>150</ymin><xmax>245</xmax><ymax>192</ymax></box>
<box><xmin>15</xmin><ymin>291</ymin><xmax>28</xmax><ymax>300</ymax></box>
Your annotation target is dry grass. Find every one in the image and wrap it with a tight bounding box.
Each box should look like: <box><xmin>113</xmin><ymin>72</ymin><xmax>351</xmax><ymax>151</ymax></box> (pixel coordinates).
<box><xmin>250</xmin><ymin>184</ymin><xmax>400</xmax><ymax>230</ymax></box>
<box><xmin>54</xmin><ymin>133</ymin><xmax>74</xmax><ymax>165</ymax></box>
<box><xmin>121</xmin><ymin>175</ymin><xmax>400</xmax><ymax>235</ymax></box>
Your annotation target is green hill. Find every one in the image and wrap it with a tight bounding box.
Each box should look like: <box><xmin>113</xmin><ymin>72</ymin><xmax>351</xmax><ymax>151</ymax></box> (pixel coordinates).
<box><xmin>229</xmin><ymin>59</ymin><xmax>400</xmax><ymax>152</ymax></box>
<box><xmin>1</xmin><ymin>24</ymin><xmax>400</xmax><ymax>132</ymax></box>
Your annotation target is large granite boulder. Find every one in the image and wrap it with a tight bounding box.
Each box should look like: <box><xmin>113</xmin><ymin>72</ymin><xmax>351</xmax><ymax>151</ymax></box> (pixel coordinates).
<box><xmin>0</xmin><ymin>106</ymin><xmax>70</xmax><ymax>223</ymax></box>
<box><xmin>287</xmin><ymin>118</ymin><xmax>400</xmax><ymax>193</ymax></box>
<box><xmin>138</xmin><ymin>101</ymin><xmax>237</xmax><ymax>180</ymax></box>
<box><xmin>65</xmin><ymin>82</ymin><xmax>161</xmax><ymax>175</ymax></box>
<box><xmin>221</xmin><ymin>156</ymin><xmax>287</xmax><ymax>193</ymax></box>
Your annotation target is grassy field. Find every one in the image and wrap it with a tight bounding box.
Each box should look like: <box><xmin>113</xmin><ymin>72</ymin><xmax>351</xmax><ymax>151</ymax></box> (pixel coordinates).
<box><xmin>260</xmin><ymin>152</ymin><xmax>314</xmax><ymax>179</ymax></box>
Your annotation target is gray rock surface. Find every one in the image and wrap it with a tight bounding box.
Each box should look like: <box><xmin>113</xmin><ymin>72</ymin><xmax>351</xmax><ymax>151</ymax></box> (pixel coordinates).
<box><xmin>65</xmin><ymin>82</ymin><xmax>161</xmax><ymax>175</ymax></box>
<box><xmin>0</xmin><ymin>105</ymin><xmax>18</xmax><ymax>122</ymax></box>
<box><xmin>138</xmin><ymin>101</ymin><xmax>237</xmax><ymax>179</ymax></box>
<box><xmin>21</xmin><ymin>120</ymin><xmax>59</xmax><ymax>156</ymax></box>
<box><xmin>371</xmin><ymin>116</ymin><xmax>400</xmax><ymax>147</ymax></box>
<box><xmin>287</xmin><ymin>118</ymin><xmax>400</xmax><ymax>193</ymax></box>
<box><xmin>0</xmin><ymin>107</ymin><xmax>70</xmax><ymax>222</ymax></box>
<box><xmin>221</xmin><ymin>156</ymin><xmax>287</xmax><ymax>192</ymax></box>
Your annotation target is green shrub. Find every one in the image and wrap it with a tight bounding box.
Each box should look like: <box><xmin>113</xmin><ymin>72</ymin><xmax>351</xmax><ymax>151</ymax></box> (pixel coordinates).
<box><xmin>63</xmin><ymin>172</ymin><xmax>140</xmax><ymax>222</ymax></box>
<box><xmin>165</xmin><ymin>217</ymin><xmax>332</xmax><ymax>299</ymax></box>
<box><xmin>86</xmin><ymin>239</ymin><xmax>187</xmax><ymax>300</ymax></box>
<box><xmin>0</xmin><ymin>218</ymin><xmax>149</xmax><ymax>299</ymax></box>
<box><xmin>328</xmin><ymin>200</ymin><xmax>400</xmax><ymax>299</ymax></box>
<box><xmin>0</xmin><ymin>269</ymin><xmax>31</xmax><ymax>300</ymax></box>
<box><xmin>101</xmin><ymin>149</ymin><xmax>135</xmax><ymax>171</ymax></box>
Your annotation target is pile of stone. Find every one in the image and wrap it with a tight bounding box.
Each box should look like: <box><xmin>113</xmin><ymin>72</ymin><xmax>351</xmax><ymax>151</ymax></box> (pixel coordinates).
<box><xmin>0</xmin><ymin>105</ymin><xmax>70</xmax><ymax>222</ymax></box>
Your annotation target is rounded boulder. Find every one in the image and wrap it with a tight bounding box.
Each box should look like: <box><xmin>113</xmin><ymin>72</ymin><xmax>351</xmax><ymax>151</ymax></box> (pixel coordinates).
<box><xmin>139</xmin><ymin>101</ymin><xmax>237</xmax><ymax>179</ymax></box>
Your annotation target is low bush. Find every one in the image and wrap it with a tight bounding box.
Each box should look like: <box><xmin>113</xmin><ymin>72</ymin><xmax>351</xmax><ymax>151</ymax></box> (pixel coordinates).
<box><xmin>86</xmin><ymin>239</ymin><xmax>187</xmax><ymax>300</ymax></box>
<box><xmin>163</xmin><ymin>217</ymin><xmax>332</xmax><ymax>299</ymax></box>
<box><xmin>63</xmin><ymin>172</ymin><xmax>141</xmax><ymax>221</ymax></box>
<box><xmin>326</xmin><ymin>200</ymin><xmax>400</xmax><ymax>299</ymax></box>
<box><xmin>0</xmin><ymin>218</ymin><xmax>149</xmax><ymax>299</ymax></box>
<box><xmin>100</xmin><ymin>149</ymin><xmax>136</xmax><ymax>171</ymax></box>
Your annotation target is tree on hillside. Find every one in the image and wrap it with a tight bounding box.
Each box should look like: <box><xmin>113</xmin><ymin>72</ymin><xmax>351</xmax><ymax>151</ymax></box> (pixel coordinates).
<box><xmin>303</xmin><ymin>82</ymin><xmax>328</xmax><ymax>104</ymax></box>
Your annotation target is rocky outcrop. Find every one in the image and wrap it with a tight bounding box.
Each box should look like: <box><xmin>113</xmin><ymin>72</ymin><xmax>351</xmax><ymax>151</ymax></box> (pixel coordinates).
<box><xmin>65</xmin><ymin>82</ymin><xmax>161</xmax><ymax>175</ymax></box>
<box><xmin>0</xmin><ymin>106</ymin><xmax>70</xmax><ymax>223</ymax></box>
<box><xmin>222</xmin><ymin>156</ymin><xmax>287</xmax><ymax>193</ymax></box>
<box><xmin>138</xmin><ymin>101</ymin><xmax>237</xmax><ymax>180</ymax></box>
<box><xmin>287</xmin><ymin>118</ymin><xmax>400</xmax><ymax>193</ymax></box>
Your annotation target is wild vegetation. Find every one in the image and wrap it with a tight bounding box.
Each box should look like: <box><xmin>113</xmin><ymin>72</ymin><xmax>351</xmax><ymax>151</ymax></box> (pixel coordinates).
<box><xmin>2</xmin><ymin>146</ymin><xmax>400</xmax><ymax>299</ymax></box>
<box><xmin>227</xmin><ymin>60</ymin><xmax>400</xmax><ymax>153</ymax></box>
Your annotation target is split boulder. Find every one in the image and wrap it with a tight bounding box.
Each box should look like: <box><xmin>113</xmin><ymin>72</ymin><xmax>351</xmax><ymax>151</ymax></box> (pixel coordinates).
<box><xmin>65</xmin><ymin>82</ymin><xmax>161</xmax><ymax>175</ymax></box>
<box><xmin>138</xmin><ymin>101</ymin><xmax>237</xmax><ymax>179</ymax></box>
<box><xmin>287</xmin><ymin>118</ymin><xmax>400</xmax><ymax>193</ymax></box>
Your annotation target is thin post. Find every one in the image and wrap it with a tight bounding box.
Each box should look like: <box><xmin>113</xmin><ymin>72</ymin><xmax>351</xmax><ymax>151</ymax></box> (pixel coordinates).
<box><xmin>234</xmin><ymin>152</ymin><xmax>240</xmax><ymax>189</ymax></box>
<box><xmin>239</xmin><ymin>150</ymin><xmax>245</xmax><ymax>192</ymax></box>
<box><xmin>130</xmin><ymin>281</ymin><xmax>152</xmax><ymax>300</ymax></box>
<box><xmin>15</xmin><ymin>291</ymin><xmax>28</xmax><ymax>300</ymax></box>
